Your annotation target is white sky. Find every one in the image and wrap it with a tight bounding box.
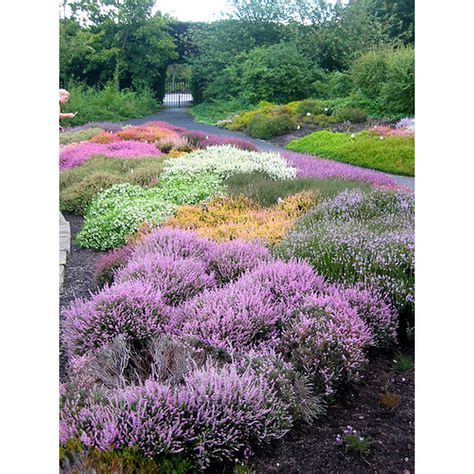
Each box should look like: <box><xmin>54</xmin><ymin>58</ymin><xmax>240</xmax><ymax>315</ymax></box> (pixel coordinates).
<box><xmin>154</xmin><ymin>0</ymin><xmax>230</xmax><ymax>22</ymax></box>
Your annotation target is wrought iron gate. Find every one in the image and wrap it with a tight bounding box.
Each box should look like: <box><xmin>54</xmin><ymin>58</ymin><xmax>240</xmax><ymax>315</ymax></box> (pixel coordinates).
<box><xmin>163</xmin><ymin>79</ymin><xmax>193</xmax><ymax>107</ymax></box>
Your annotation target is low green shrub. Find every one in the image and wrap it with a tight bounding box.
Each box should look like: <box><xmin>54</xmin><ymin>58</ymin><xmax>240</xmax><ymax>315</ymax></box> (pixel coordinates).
<box><xmin>76</xmin><ymin>183</ymin><xmax>177</xmax><ymax>250</ymax></box>
<box><xmin>247</xmin><ymin>112</ymin><xmax>296</xmax><ymax>139</ymax></box>
<box><xmin>335</xmin><ymin>107</ymin><xmax>368</xmax><ymax>123</ymax></box>
<box><xmin>61</xmin><ymin>82</ymin><xmax>160</xmax><ymax>127</ymax></box>
<box><xmin>190</xmin><ymin>99</ymin><xmax>253</xmax><ymax>126</ymax></box>
<box><xmin>286</xmin><ymin>131</ymin><xmax>414</xmax><ymax>176</ymax></box>
<box><xmin>225</xmin><ymin>172</ymin><xmax>371</xmax><ymax>206</ymax></box>
<box><xmin>60</xmin><ymin>173</ymin><xmax>123</xmax><ymax>215</ymax></box>
<box><xmin>59</xmin><ymin>127</ymin><xmax>104</xmax><ymax>145</ymax></box>
<box><xmin>60</xmin><ymin>156</ymin><xmax>166</xmax><ymax>215</ymax></box>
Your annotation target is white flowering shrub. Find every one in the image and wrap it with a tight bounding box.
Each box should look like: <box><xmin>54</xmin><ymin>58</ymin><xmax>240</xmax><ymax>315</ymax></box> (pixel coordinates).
<box><xmin>161</xmin><ymin>145</ymin><xmax>297</xmax><ymax>181</ymax></box>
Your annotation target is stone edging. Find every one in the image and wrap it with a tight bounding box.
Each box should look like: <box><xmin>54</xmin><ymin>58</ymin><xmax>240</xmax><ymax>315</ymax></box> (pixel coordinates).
<box><xmin>59</xmin><ymin>213</ymin><xmax>71</xmax><ymax>290</ymax></box>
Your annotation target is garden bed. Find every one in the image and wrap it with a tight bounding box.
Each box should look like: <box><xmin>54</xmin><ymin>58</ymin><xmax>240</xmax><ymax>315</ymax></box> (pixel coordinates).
<box><xmin>58</xmin><ymin>120</ymin><xmax>414</xmax><ymax>472</ymax></box>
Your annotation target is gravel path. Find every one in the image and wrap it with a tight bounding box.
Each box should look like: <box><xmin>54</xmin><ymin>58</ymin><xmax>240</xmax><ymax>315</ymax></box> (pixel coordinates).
<box><xmin>122</xmin><ymin>108</ymin><xmax>415</xmax><ymax>189</ymax></box>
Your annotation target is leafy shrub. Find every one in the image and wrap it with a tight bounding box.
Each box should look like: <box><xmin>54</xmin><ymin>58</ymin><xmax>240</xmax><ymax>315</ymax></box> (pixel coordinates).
<box><xmin>247</xmin><ymin>112</ymin><xmax>296</xmax><ymax>139</ymax></box>
<box><xmin>60</xmin><ymin>172</ymin><xmax>123</xmax><ymax>215</ymax></box>
<box><xmin>351</xmin><ymin>46</ymin><xmax>414</xmax><ymax>117</ymax></box>
<box><xmin>76</xmin><ymin>183</ymin><xmax>177</xmax><ymax>250</ymax></box>
<box><xmin>158</xmin><ymin>172</ymin><xmax>226</xmax><ymax>206</ymax></box>
<box><xmin>60</xmin><ymin>127</ymin><xmax>104</xmax><ymax>145</ymax></box>
<box><xmin>380</xmin><ymin>46</ymin><xmax>415</xmax><ymax>116</ymax></box>
<box><xmin>335</xmin><ymin>107</ymin><xmax>368</xmax><ymax>123</ymax></box>
<box><xmin>286</xmin><ymin>131</ymin><xmax>415</xmax><ymax>176</ymax></box>
<box><xmin>60</xmin><ymin>157</ymin><xmax>166</xmax><ymax>215</ymax></box>
<box><xmin>225</xmin><ymin>172</ymin><xmax>371</xmax><ymax>206</ymax></box>
<box><xmin>239</xmin><ymin>43</ymin><xmax>317</xmax><ymax>104</ymax></box>
<box><xmin>62</xmin><ymin>280</ymin><xmax>169</xmax><ymax>357</ymax></box>
<box><xmin>164</xmin><ymin>193</ymin><xmax>318</xmax><ymax>245</ymax></box>
<box><xmin>61</xmin><ymin>82</ymin><xmax>159</xmax><ymax>127</ymax></box>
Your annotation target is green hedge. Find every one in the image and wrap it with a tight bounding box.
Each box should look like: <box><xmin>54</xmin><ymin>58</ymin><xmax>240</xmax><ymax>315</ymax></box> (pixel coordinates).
<box><xmin>286</xmin><ymin>131</ymin><xmax>414</xmax><ymax>176</ymax></box>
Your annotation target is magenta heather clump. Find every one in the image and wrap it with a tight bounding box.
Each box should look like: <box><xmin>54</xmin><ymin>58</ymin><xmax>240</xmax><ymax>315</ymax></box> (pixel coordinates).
<box><xmin>62</xmin><ymin>280</ymin><xmax>169</xmax><ymax>357</ymax></box>
<box><xmin>116</xmin><ymin>252</ymin><xmax>216</xmax><ymax>306</ymax></box>
<box><xmin>209</xmin><ymin>239</ymin><xmax>274</xmax><ymax>285</ymax></box>
<box><xmin>60</xmin><ymin>141</ymin><xmax>163</xmax><ymax>170</ymax></box>
<box><xmin>279</xmin><ymin>293</ymin><xmax>373</xmax><ymax>397</ymax></box>
<box><xmin>282</xmin><ymin>150</ymin><xmax>396</xmax><ymax>187</ymax></box>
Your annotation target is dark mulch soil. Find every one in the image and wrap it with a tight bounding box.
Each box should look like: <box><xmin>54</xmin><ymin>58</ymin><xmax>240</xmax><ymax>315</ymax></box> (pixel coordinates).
<box><xmin>269</xmin><ymin>120</ymin><xmax>390</xmax><ymax>148</ymax></box>
<box><xmin>59</xmin><ymin>214</ymin><xmax>105</xmax><ymax>378</ymax></box>
<box><xmin>250</xmin><ymin>349</ymin><xmax>414</xmax><ymax>474</ymax></box>
<box><xmin>58</xmin><ymin>215</ymin><xmax>414</xmax><ymax>473</ymax></box>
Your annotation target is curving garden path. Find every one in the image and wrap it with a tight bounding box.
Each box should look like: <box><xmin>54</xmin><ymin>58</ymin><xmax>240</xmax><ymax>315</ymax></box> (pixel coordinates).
<box><xmin>122</xmin><ymin>107</ymin><xmax>415</xmax><ymax>189</ymax></box>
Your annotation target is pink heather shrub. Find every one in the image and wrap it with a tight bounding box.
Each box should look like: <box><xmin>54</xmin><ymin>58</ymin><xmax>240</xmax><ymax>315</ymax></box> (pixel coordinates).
<box><xmin>133</xmin><ymin>228</ymin><xmax>217</xmax><ymax>266</ymax></box>
<box><xmin>62</xmin><ymin>280</ymin><xmax>169</xmax><ymax>357</ymax></box>
<box><xmin>209</xmin><ymin>239</ymin><xmax>274</xmax><ymax>285</ymax></box>
<box><xmin>368</xmin><ymin>125</ymin><xmax>414</xmax><ymax>137</ymax></box>
<box><xmin>60</xmin><ymin>364</ymin><xmax>291</xmax><ymax>468</ymax></box>
<box><xmin>279</xmin><ymin>293</ymin><xmax>373</xmax><ymax>397</ymax></box>
<box><xmin>95</xmin><ymin>245</ymin><xmax>134</xmax><ymax>288</ymax></box>
<box><xmin>234</xmin><ymin>260</ymin><xmax>326</xmax><ymax>318</ymax></box>
<box><xmin>331</xmin><ymin>284</ymin><xmax>398</xmax><ymax>347</ymax></box>
<box><xmin>183</xmin><ymin>130</ymin><xmax>257</xmax><ymax>151</ymax></box>
<box><xmin>176</xmin><ymin>283</ymin><xmax>282</xmax><ymax>352</ymax></box>
<box><xmin>59</xmin><ymin>141</ymin><xmax>162</xmax><ymax>170</ymax></box>
<box><xmin>116</xmin><ymin>253</ymin><xmax>216</xmax><ymax>306</ymax></box>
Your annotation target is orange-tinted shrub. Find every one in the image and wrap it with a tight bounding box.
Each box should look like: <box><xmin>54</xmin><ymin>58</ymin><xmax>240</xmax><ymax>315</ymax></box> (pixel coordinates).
<box><xmin>163</xmin><ymin>192</ymin><xmax>319</xmax><ymax>245</ymax></box>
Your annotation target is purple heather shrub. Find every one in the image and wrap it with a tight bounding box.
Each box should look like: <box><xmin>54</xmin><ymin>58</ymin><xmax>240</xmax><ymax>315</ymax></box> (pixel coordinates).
<box><xmin>330</xmin><ymin>284</ymin><xmax>398</xmax><ymax>347</ymax></box>
<box><xmin>279</xmin><ymin>293</ymin><xmax>373</xmax><ymax>397</ymax></box>
<box><xmin>395</xmin><ymin>117</ymin><xmax>415</xmax><ymax>133</ymax></box>
<box><xmin>277</xmin><ymin>189</ymin><xmax>414</xmax><ymax>313</ymax></box>
<box><xmin>176</xmin><ymin>283</ymin><xmax>282</xmax><ymax>352</ymax></box>
<box><xmin>60</xmin><ymin>141</ymin><xmax>163</xmax><ymax>170</ymax></box>
<box><xmin>282</xmin><ymin>150</ymin><xmax>396</xmax><ymax>187</ymax></box>
<box><xmin>62</xmin><ymin>280</ymin><xmax>169</xmax><ymax>358</ymax></box>
<box><xmin>209</xmin><ymin>239</ymin><xmax>274</xmax><ymax>285</ymax></box>
<box><xmin>234</xmin><ymin>260</ymin><xmax>326</xmax><ymax>319</ymax></box>
<box><xmin>233</xmin><ymin>348</ymin><xmax>325</xmax><ymax>424</ymax></box>
<box><xmin>133</xmin><ymin>227</ymin><xmax>217</xmax><ymax>266</ymax></box>
<box><xmin>116</xmin><ymin>252</ymin><xmax>216</xmax><ymax>306</ymax></box>
<box><xmin>95</xmin><ymin>245</ymin><xmax>134</xmax><ymax>288</ymax></box>
<box><xmin>60</xmin><ymin>363</ymin><xmax>291</xmax><ymax>468</ymax></box>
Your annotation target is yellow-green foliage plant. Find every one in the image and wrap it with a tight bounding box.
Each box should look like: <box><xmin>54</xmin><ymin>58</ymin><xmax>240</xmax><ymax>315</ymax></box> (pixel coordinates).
<box><xmin>163</xmin><ymin>192</ymin><xmax>320</xmax><ymax>245</ymax></box>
